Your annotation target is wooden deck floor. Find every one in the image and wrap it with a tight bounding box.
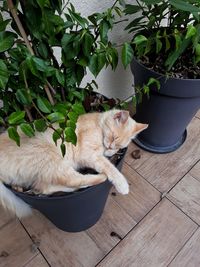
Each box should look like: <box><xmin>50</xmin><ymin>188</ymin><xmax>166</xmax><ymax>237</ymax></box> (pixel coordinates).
<box><xmin>1</xmin><ymin>112</ymin><xmax>200</xmax><ymax>267</ymax></box>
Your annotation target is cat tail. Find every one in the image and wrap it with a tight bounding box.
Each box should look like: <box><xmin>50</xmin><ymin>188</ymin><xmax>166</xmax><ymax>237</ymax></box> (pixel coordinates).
<box><xmin>0</xmin><ymin>181</ymin><xmax>32</xmax><ymax>218</ymax></box>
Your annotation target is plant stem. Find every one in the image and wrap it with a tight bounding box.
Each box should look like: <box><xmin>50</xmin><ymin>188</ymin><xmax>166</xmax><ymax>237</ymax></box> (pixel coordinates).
<box><xmin>7</xmin><ymin>0</ymin><xmax>34</xmax><ymax>55</ymax></box>
<box><xmin>7</xmin><ymin>0</ymin><xmax>55</xmax><ymax>105</ymax></box>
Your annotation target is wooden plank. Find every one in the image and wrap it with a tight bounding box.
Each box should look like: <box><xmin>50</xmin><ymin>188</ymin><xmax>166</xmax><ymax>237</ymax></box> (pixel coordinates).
<box><xmin>97</xmin><ymin>199</ymin><xmax>197</xmax><ymax>267</ymax></box>
<box><xmin>190</xmin><ymin>160</ymin><xmax>200</xmax><ymax>182</ymax></box>
<box><xmin>24</xmin><ymin>254</ymin><xmax>49</xmax><ymax>267</ymax></box>
<box><xmin>0</xmin><ymin>221</ymin><xmax>37</xmax><ymax>267</ymax></box>
<box><xmin>168</xmin><ymin>174</ymin><xmax>200</xmax><ymax>225</ymax></box>
<box><xmin>87</xmin><ymin>196</ymin><xmax>136</xmax><ymax>254</ymax></box>
<box><xmin>0</xmin><ymin>206</ymin><xmax>14</xmax><ymax>229</ymax></box>
<box><xmin>169</xmin><ymin>228</ymin><xmax>200</xmax><ymax>267</ymax></box>
<box><xmin>21</xmin><ymin>211</ymin><xmax>104</xmax><ymax>267</ymax></box>
<box><xmin>112</xmin><ymin>163</ymin><xmax>160</xmax><ymax>222</ymax></box>
<box><xmin>137</xmin><ymin>117</ymin><xmax>200</xmax><ymax>192</ymax></box>
<box><xmin>124</xmin><ymin>142</ymin><xmax>152</xmax><ymax>170</ymax></box>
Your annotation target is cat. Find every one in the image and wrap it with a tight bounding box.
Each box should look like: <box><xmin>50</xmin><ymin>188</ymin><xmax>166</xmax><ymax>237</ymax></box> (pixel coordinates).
<box><xmin>0</xmin><ymin>109</ymin><xmax>148</xmax><ymax>218</ymax></box>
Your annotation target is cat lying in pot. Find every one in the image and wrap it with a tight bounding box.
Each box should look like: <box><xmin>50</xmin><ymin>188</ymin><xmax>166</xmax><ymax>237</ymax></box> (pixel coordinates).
<box><xmin>0</xmin><ymin>110</ymin><xmax>148</xmax><ymax>217</ymax></box>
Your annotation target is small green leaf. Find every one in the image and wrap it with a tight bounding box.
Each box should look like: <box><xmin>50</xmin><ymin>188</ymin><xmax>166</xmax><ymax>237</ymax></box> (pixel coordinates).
<box><xmin>16</xmin><ymin>89</ymin><xmax>31</xmax><ymax>105</ymax></box>
<box><xmin>195</xmin><ymin>43</ymin><xmax>200</xmax><ymax>56</ymax></box>
<box><xmin>132</xmin><ymin>35</ymin><xmax>147</xmax><ymax>45</ymax></box>
<box><xmin>8</xmin><ymin>111</ymin><xmax>25</xmax><ymax>125</ymax></box>
<box><xmin>0</xmin><ymin>31</ymin><xmax>16</xmax><ymax>52</ymax></box>
<box><xmin>47</xmin><ymin>112</ymin><xmax>65</xmax><ymax>123</ymax></box>
<box><xmin>100</xmin><ymin>20</ymin><xmax>109</xmax><ymax>43</ymax></box>
<box><xmin>20</xmin><ymin>123</ymin><xmax>35</xmax><ymax>137</ymax></box>
<box><xmin>52</xmin><ymin>128</ymin><xmax>62</xmax><ymax>145</ymax></box>
<box><xmin>37</xmin><ymin>97</ymin><xmax>51</xmax><ymax>113</ymax></box>
<box><xmin>68</xmin><ymin>111</ymin><xmax>78</xmax><ymax>123</ymax></box>
<box><xmin>83</xmin><ymin>32</ymin><xmax>94</xmax><ymax>57</ymax></box>
<box><xmin>60</xmin><ymin>143</ymin><xmax>66</xmax><ymax>157</ymax></box>
<box><xmin>124</xmin><ymin>4</ymin><xmax>141</xmax><ymax>14</ymax></box>
<box><xmin>186</xmin><ymin>25</ymin><xmax>197</xmax><ymax>39</ymax></box>
<box><xmin>65</xmin><ymin>127</ymin><xmax>77</xmax><ymax>145</ymax></box>
<box><xmin>0</xmin><ymin>59</ymin><xmax>9</xmax><ymax>89</ymax></box>
<box><xmin>55</xmin><ymin>70</ymin><xmax>65</xmax><ymax>86</ymax></box>
<box><xmin>147</xmin><ymin>77</ymin><xmax>160</xmax><ymax>90</ymax></box>
<box><xmin>72</xmin><ymin>103</ymin><xmax>85</xmax><ymax>115</ymax></box>
<box><xmin>89</xmin><ymin>53</ymin><xmax>106</xmax><ymax>77</ymax></box>
<box><xmin>156</xmin><ymin>38</ymin><xmax>162</xmax><ymax>53</ymax></box>
<box><xmin>8</xmin><ymin>126</ymin><xmax>20</xmax><ymax>146</ymax></box>
<box><xmin>66</xmin><ymin>121</ymin><xmax>76</xmax><ymax>131</ymax></box>
<box><xmin>34</xmin><ymin>119</ymin><xmax>47</xmax><ymax>132</ymax></box>
<box><xmin>121</xmin><ymin>42</ymin><xmax>134</xmax><ymax>68</ymax></box>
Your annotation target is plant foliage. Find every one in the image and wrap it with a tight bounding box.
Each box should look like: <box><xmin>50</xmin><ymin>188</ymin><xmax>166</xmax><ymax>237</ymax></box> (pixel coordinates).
<box><xmin>0</xmin><ymin>0</ymin><xmax>122</xmax><ymax>155</ymax></box>
<box><xmin>122</xmin><ymin>0</ymin><xmax>200</xmax><ymax>77</ymax></box>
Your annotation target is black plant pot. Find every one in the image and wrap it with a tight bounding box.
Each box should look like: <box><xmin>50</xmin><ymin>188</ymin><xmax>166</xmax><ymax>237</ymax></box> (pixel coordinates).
<box><xmin>131</xmin><ymin>57</ymin><xmax>200</xmax><ymax>153</ymax></box>
<box><xmin>10</xmin><ymin>149</ymin><xmax>126</xmax><ymax>232</ymax></box>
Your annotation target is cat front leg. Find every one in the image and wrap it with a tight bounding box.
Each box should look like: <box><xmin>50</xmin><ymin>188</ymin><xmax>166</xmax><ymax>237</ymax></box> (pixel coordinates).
<box><xmin>84</xmin><ymin>157</ymin><xmax>129</xmax><ymax>195</ymax></box>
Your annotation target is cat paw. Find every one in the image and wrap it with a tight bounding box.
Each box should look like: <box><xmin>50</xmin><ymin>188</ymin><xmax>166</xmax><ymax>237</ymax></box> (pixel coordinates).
<box><xmin>114</xmin><ymin>177</ymin><xmax>129</xmax><ymax>195</ymax></box>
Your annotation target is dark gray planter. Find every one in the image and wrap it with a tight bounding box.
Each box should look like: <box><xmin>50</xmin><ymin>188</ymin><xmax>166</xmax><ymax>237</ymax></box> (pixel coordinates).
<box><xmin>131</xmin><ymin>57</ymin><xmax>200</xmax><ymax>153</ymax></box>
<box><xmin>8</xmin><ymin>148</ymin><xmax>127</xmax><ymax>232</ymax></box>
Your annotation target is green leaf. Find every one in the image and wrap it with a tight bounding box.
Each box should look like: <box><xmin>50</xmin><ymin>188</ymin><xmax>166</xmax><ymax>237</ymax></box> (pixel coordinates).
<box><xmin>89</xmin><ymin>53</ymin><xmax>106</xmax><ymax>77</ymax></box>
<box><xmin>132</xmin><ymin>35</ymin><xmax>148</xmax><ymax>45</ymax></box>
<box><xmin>47</xmin><ymin>112</ymin><xmax>65</xmax><ymax>123</ymax></box>
<box><xmin>8</xmin><ymin>111</ymin><xmax>25</xmax><ymax>125</ymax></box>
<box><xmin>36</xmin><ymin>0</ymin><xmax>50</xmax><ymax>8</ymax></box>
<box><xmin>37</xmin><ymin>42</ymin><xmax>48</xmax><ymax>59</ymax></box>
<box><xmin>0</xmin><ymin>19</ymin><xmax>11</xmax><ymax>32</ymax></box>
<box><xmin>72</xmin><ymin>103</ymin><xmax>85</xmax><ymax>115</ymax></box>
<box><xmin>107</xmin><ymin>47</ymin><xmax>118</xmax><ymax>70</ymax></box>
<box><xmin>65</xmin><ymin>127</ymin><xmax>77</xmax><ymax>145</ymax></box>
<box><xmin>32</xmin><ymin>57</ymin><xmax>49</xmax><ymax>72</ymax></box>
<box><xmin>170</xmin><ymin>0</ymin><xmax>200</xmax><ymax>14</ymax></box>
<box><xmin>52</xmin><ymin>128</ymin><xmax>62</xmax><ymax>145</ymax></box>
<box><xmin>174</xmin><ymin>29</ymin><xmax>182</xmax><ymax>50</ymax></box>
<box><xmin>8</xmin><ymin>127</ymin><xmax>20</xmax><ymax>146</ymax></box>
<box><xmin>37</xmin><ymin>97</ymin><xmax>51</xmax><ymax>113</ymax></box>
<box><xmin>121</xmin><ymin>42</ymin><xmax>134</xmax><ymax>68</ymax></box>
<box><xmin>69</xmin><ymin>11</ymin><xmax>88</xmax><ymax>28</ymax></box>
<box><xmin>60</xmin><ymin>143</ymin><xmax>66</xmax><ymax>157</ymax></box>
<box><xmin>156</xmin><ymin>38</ymin><xmax>162</xmax><ymax>53</ymax></box>
<box><xmin>55</xmin><ymin>70</ymin><xmax>65</xmax><ymax>86</ymax></box>
<box><xmin>16</xmin><ymin>89</ymin><xmax>31</xmax><ymax>105</ymax></box>
<box><xmin>83</xmin><ymin>32</ymin><xmax>94</xmax><ymax>57</ymax></box>
<box><xmin>0</xmin><ymin>59</ymin><xmax>9</xmax><ymax>89</ymax></box>
<box><xmin>186</xmin><ymin>25</ymin><xmax>197</xmax><ymax>39</ymax></box>
<box><xmin>68</xmin><ymin>111</ymin><xmax>78</xmax><ymax>123</ymax></box>
<box><xmin>165</xmin><ymin>38</ymin><xmax>191</xmax><ymax>70</ymax></box>
<box><xmin>0</xmin><ymin>31</ymin><xmax>16</xmax><ymax>52</ymax></box>
<box><xmin>147</xmin><ymin>77</ymin><xmax>160</xmax><ymax>90</ymax></box>
<box><xmin>34</xmin><ymin>119</ymin><xmax>47</xmax><ymax>132</ymax></box>
<box><xmin>100</xmin><ymin>20</ymin><xmax>109</xmax><ymax>43</ymax></box>
<box><xmin>20</xmin><ymin>123</ymin><xmax>35</xmax><ymax>137</ymax></box>
<box><xmin>195</xmin><ymin>43</ymin><xmax>200</xmax><ymax>56</ymax></box>
<box><xmin>124</xmin><ymin>4</ymin><xmax>141</xmax><ymax>14</ymax></box>
<box><xmin>66</xmin><ymin>121</ymin><xmax>76</xmax><ymax>131</ymax></box>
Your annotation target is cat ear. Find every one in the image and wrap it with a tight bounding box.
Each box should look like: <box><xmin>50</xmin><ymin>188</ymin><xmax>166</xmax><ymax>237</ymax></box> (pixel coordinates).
<box><xmin>134</xmin><ymin>122</ymin><xmax>148</xmax><ymax>135</ymax></box>
<box><xmin>114</xmin><ymin>111</ymin><xmax>129</xmax><ymax>124</ymax></box>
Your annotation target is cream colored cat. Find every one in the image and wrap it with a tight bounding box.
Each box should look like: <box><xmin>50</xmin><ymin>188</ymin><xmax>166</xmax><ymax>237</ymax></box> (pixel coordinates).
<box><xmin>0</xmin><ymin>110</ymin><xmax>148</xmax><ymax>218</ymax></box>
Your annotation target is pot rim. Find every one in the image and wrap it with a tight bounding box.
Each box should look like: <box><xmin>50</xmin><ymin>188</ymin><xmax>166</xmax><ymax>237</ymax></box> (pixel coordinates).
<box><xmin>7</xmin><ymin>147</ymin><xmax>127</xmax><ymax>200</ymax></box>
<box><xmin>132</xmin><ymin>56</ymin><xmax>200</xmax><ymax>82</ymax></box>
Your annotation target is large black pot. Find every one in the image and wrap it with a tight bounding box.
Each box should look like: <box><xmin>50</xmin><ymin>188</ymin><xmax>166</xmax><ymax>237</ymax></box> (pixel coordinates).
<box><xmin>9</xmin><ymin>149</ymin><xmax>126</xmax><ymax>232</ymax></box>
<box><xmin>131</xmin><ymin>57</ymin><xmax>200</xmax><ymax>153</ymax></box>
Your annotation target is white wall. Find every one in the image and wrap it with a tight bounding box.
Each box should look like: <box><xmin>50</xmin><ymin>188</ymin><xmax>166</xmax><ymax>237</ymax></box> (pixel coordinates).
<box><xmin>67</xmin><ymin>0</ymin><xmax>134</xmax><ymax>100</ymax></box>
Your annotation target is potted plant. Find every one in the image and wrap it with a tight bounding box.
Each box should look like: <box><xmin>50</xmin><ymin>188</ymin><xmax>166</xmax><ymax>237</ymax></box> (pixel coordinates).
<box><xmin>121</xmin><ymin>0</ymin><xmax>200</xmax><ymax>153</ymax></box>
<box><xmin>0</xmin><ymin>0</ymin><xmax>124</xmax><ymax>232</ymax></box>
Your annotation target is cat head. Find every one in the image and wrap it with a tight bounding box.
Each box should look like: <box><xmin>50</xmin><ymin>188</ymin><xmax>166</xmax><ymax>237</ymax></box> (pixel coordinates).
<box><xmin>102</xmin><ymin>110</ymin><xmax>148</xmax><ymax>157</ymax></box>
